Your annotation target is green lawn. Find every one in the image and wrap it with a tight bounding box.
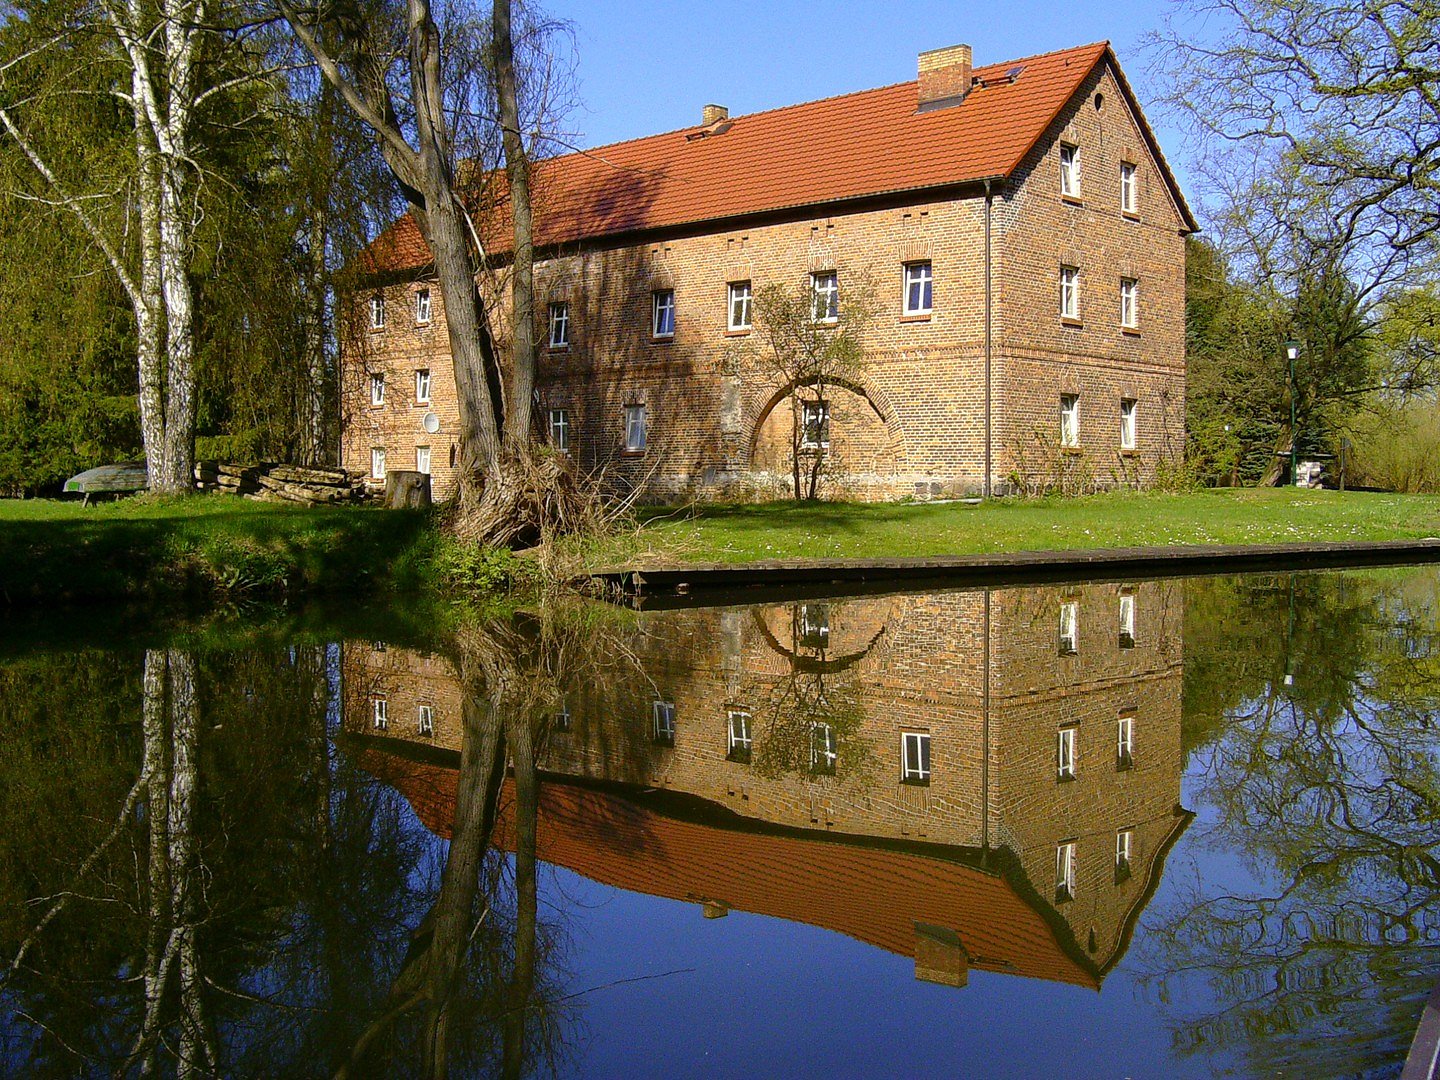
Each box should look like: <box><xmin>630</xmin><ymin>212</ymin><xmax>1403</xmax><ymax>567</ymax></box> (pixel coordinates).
<box><xmin>599</xmin><ymin>489</ymin><xmax>1440</xmax><ymax>566</ymax></box>
<box><xmin>0</xmin><ymin>495</ymin><xmax>434</xmax><ymax>605</ymax></box>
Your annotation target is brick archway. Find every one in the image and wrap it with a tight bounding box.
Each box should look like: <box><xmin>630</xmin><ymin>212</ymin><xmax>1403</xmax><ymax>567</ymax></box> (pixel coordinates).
<box><xmin>742</xmin><ymin>375</ymin><xmax>906</xmax><ymax>469</ymax></box>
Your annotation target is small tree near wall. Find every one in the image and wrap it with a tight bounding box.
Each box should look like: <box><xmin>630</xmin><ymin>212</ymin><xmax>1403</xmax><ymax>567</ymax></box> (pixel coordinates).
<box><xmin>732</xmin><ymin>272</ymin><xmax>878</xmax><ymax>500</ymax></box>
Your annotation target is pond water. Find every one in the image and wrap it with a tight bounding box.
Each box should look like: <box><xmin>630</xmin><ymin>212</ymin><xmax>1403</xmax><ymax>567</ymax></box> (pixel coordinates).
<box><xmin>3</xmin><ymin>567</ymin><xmax>1440</xmax><ymax>1078</ymax></box>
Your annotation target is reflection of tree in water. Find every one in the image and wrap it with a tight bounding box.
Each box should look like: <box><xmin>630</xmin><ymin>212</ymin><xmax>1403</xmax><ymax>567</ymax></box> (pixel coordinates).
<box><xmin>0</xmin><ymin>615</ymin><xmax>585</xmax><ymax>1078</ymax></box>
<box><xmin>1142</xmin><ymin>571</ymin><xmax>1440</xmax><ymax>1075</ymax></box>
<box><xmin>748</xmin><ymin>602</ymin><xmax>878</xmax><ymax>783</ymax></box>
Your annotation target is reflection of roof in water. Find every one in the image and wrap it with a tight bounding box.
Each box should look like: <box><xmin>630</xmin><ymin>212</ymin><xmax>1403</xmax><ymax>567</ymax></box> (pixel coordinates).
<box><xmin>357</xmin><ymin>746</ymin><xmax>1101</xmax><ymax>990</ymax></box>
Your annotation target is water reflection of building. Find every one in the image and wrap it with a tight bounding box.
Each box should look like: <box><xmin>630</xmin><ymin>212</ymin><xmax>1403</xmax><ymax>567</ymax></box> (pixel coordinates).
<box><xmin>343</xmin><ymin>582</ymin><xmax>1190</xmax><ymax>988</ymax></box>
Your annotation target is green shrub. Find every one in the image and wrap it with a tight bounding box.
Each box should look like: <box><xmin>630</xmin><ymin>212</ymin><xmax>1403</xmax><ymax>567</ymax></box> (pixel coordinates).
<box><xmin>426</xmin><ymin>538</ymin><xmax>537</xmax><ymax>596</ymax></box>
<box><xmin>1347</xmin><ymin>403</ymin><xmax>1440</xmax><ymax>492</ymax></box>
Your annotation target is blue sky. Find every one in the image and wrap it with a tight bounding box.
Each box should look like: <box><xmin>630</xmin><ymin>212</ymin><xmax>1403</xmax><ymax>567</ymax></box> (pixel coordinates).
<box><xmin>547</xmin><ymin>0</ymin><xmax>1194</xmax><ymax>190</ymax></box>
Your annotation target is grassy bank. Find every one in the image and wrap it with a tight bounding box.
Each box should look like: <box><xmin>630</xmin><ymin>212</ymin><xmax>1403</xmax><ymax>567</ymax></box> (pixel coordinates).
<box><xmin>0</xmin><ymin>496</ymin><xmax>438</xmax><ymax>606</ymax></box>
<box><xmin>596</xmin><ymin>489</ymin><xmax>1440</xmax><ymax>566</ymax></box>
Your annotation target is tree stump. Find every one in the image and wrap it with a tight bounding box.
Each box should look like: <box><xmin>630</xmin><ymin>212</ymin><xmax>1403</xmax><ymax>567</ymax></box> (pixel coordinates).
<box><xmin>384</xmin><ymin>470</ymin><xmax>432</xmax><ymax>510</ymax></box>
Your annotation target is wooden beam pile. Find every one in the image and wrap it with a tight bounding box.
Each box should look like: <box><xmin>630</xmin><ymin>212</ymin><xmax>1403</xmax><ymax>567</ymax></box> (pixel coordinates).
<box><xmin>194</xmin><ymin>461</ymin><xmax>368</xmax><ymax>505</ymax></box>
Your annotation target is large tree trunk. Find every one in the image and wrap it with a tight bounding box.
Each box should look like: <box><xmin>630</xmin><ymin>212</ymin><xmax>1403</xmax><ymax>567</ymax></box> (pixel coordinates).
<box><xmin>494</xmin><ymin>0</ymin><xmax>536</xmax><ymax>452</ymax></box>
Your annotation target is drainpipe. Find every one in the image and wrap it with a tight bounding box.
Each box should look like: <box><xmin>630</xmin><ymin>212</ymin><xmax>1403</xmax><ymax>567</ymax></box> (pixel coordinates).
<box><xmin>981</xmin><ymin>586</ymin><xmax>991</xmax><ymax>860</ymax></box>
<box><xmin>983</xmin><ymin>178</ymin><xmax>994</xmax><ymax>499</ymax></box>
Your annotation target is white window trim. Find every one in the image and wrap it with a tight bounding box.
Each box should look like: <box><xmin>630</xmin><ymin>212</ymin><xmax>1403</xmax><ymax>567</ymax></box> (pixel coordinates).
<box><xmin>1057</xmin><ymin>726</ymin><xmax>1077</xmax><ymax>779</ymax></box>
<box><xmin>1120</xmin><ymin>278</ymin><xmax>1139</xmax><ymax>330</ymax></box>
<box><xmin>1120</xmin><ymin>162</ymin><xmax>1138</xmax><ymax>214</ymax></box>
<box><xmin>369</xmin><ymin>294</ymin><xmax>386</xmax><ymax>330</ymax></box>
<box><xmin>415</xmin><ymin>368</ymin><xmax>431</xmax><ymax>405</ymax></box>
<box><xmin>1060</xmin><ymin>143</ymin><xmax>1081</xmax><ymax>198</ymax></box>
<box><xmin>651</xmin><ymin>290</ymin><xmax>676</xmax><ymax>339</ymax></box>
<box><xmin>727</xmin><ymin>281</ymin><xmax>752</xmax><ymax>332</ymax></box>
<box><xmin>1120</xmin><ymin>398</ymin><xmax>1138</xmax><ymax>450</ymax></box>
<box><xmin>727</xmin><ymin>707</ymin><xmax>752</xmax><ymax>760</ymax></box>
<box><xmin>1060</xmin><ymin>395</ymin><xmax>1080</xmax><ymax>449</ymax></box>
<box><xmin>415</xmin><ymin>288</ymin><xmax>431</xmax><ymax>325</ymax></box>
<box><xmin>548</xmin><ymin>408</ymin><xmax>570</xmax><ymax>452</ymax></box>
<box><xmin>1117</xmin><ymin>713</ymin><xmax>1135</xmax><ymax>764</ymax></box>
<box><xmin>811</xmin><ymin>272</ymin><xmax>839</xmax><ymax>324</ymax></box>
<box><xmin>810</xmin><ymin>721</ymin><xmax>838</xmax><ymax>774</ymax></box>
<box><xmin>370</xmin><ymin>373</ymin><xmax>385</xmax><ymax>407</ymax></box>
<box><xmin>548</xmin><ymin>301</ymin><xmax>570</xmax><ymax>348</ymax></box>
<box><xmin>901</xmin><ymin>731</ymin><xmax>931</xmax><ymax>785</ymax></box>
<box><xmin>1119</xmin><ymin>592</ymin><xmax>1136</xmax><ymax>644</ymax></box>
<box><xmin>415</xmin><ymin>446</ymin><xmax>431</xmax><ymax>475</ymax></box>
<box><xmin>1060</xmin><ymin>265</ymin><xmax>1080</xmax><ymax>320</ymax></box>
<box><xmin>373</xmin><ymin>697</ymin><xmax>388</xmax><ymax>730</ymax></box>
<box><xmin>624</xmin><ymin>404</ymin><xmax>647</xmax><ymax>453</ymax></box>
<box><xmin>370</xmin><ymin>447</ymin><xmax>386</xmax><ymax>481</ymax></box>
<box><xmin>418</xmin><ymin>704</ymin><xmax>434</xmax><ymax>736</ymax></box>
<box><xmin>1057</xmin><ymin>841</ymin><xmax>1077</xmax><ymax>899</ymax></box>
<box><xmin>902</xmin><ymin>262</ymin><xmax>933</xmax><ymax>316</ymax></box>
<box><xmin>800</xmin><ymin>400</ymin><xmax>831</xmax><ymax>450</ymax></box>
<box><xmin>1116</xmin><ymin>829</ymin><xmax>1133</xmax><ymax>869</ymax></box>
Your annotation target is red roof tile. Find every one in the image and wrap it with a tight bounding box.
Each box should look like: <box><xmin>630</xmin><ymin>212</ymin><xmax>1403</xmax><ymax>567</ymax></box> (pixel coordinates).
<box><xmin>361</xmin><ymin>41</ymin><xmax>1191</xmax><ymax>275</ymax></box>
<box><xmin>359</xmin><ymin>750</ymin><xmax>1097</xmax><ymax>989</ymax></box>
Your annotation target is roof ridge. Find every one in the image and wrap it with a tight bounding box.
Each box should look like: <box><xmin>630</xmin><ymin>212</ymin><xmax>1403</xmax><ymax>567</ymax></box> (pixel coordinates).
<box><xmin>542</xmin><ymin>40</ymin><xmax>1113</xmax><ymax>167</ymax></box>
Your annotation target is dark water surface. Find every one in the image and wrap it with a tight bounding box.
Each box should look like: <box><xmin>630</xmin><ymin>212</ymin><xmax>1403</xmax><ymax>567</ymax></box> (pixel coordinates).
<box><xmin>3</xmin><ymin>568</ymin><xmax>1440</xmax><ymax>1078</ymax></box>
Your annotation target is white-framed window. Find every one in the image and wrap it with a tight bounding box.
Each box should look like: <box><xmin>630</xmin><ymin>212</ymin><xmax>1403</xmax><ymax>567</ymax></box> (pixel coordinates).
<box><xmin>727</xmin><ymin>281</ymin><xmax>752</xmax><ymax>331</ymax></box>
<box><xmin>798</xmin><ymin>603</ymin><xmax>830</xmax><ymax>650</ymax></box>
<box><xmin>1120</xmin><ymin>398</ymin><xmax>1137</xmax><ymax>450</ymax></box>
<box><xmin>652</xmin><ymin>700</ymin><xmax>676</xmax><ymax>746</ymax></box>
<box><xmin>624</xmin><ymin>404</ymin><xmax>647</xmax><ymax>452</ymax></box>
<box><xmin>727</xmin><ymin>706</ymin><xmax>752</xmax><ymax>763</ymax></box>
<box><xmin>415</xmin><ymin>288</ymin><xmax>431</xmax><ymax>324</ymax></box>
<box><xmin>1117</xmin><ymin>712</ymin><xmax>1134</xmax><ymax>769</ymax></box>
<box><xmin>1059</xmin><ymin>143</ymin><xmax>1081</xmax><ymax>198</ymax></box>
<box><xmin>651</xmin><ymin>289</ymin><xmax>676</xmax><ymax>338</ymax></box>
<box><xmin>415</xmin><ymin>446</ymin><xmax>431</xmax><ymax>475</ymax></box>
<box><xmin>1115</xmin><ymin>829</ymin><xmax>1133</xmax><ymax>882</ymax></box>
<box><xmin>1056</xmin><ymin>840</ymin><xmax>1077</xmax><ymax>901</ymax></box>
<box><xmin>1059</xmin><ymin>599</ymin><xmax>1079</xmax><ymax>655</ymax></box>
<box><xmin>1120</xmin><ymin>162</ymin><xmax>1138</xmax><ymax>214</ymax></box>
<box><xmin>372</xmin><ymin>640</ymin><xmax>387</xmax><ymax>652</ymax></box>
<box><xmin>548</xmin><ymin>301</ymin><xmax>570</xmax><ymax>348</ymax></box>
<box><xmin>370</xmin><ymin>447</ymin><xmax>386</xmax><ymax>481</ymax></box>
<box><xmin>1060</xmin><ymin>394</ymin><xmax>1080</xmax><ymax>449</ymax></box>
<box><xmin>811</xmin><ymin>271</ymin><xmax>839</xmax><ymax>323</ymax></box>
<box><xmin>370</xmin><ymin>372</ymin><xmax>385</xmax><ymax>407</ymax></box>
<box><xmin>548</xmin><ymin>408</ymin><xmax>570</xmax><ymax>452</ymax></box>
<box><xmin>372</xmin><ymin>697</ymin><xmax>388</xmax><ymax>731</ymax></box>
<box><xmin>1119</xmin><ymin>590</ymin><xmax>1136</xmax><ymax>648</ymax></box>
<box><xmin>415</xmin><ymin>368</ymin><xmax>431</xmax><ymax>404</ymax></box>
<box><xmin>1057</xmin><ymin>726</ymin><xmax>1077</xmax><ymax>779</ymax></box>
<box><xmin>902</xmin><ymin>261</ymin><xmax>933</xmax><ymax>316</ymax></box>
<box><xmin>1060</xmin><ymin>265</ymin><xmax>1080</xmax><ymax>319</ymax></box>
<box><xmin>801</xmin><ymin>400</ymin><xmax>830</xmax><ymax>449</ymax></box>
<box><xmin>901</xmin><ymin>731</ymin><xmax>931</xmax><ymax>785</ymax></box>
<box><xmin>418</xmin><ymin>704</ymin><xmax>434</xmax><ymax>736</ymax></box>
<box><xmin>369</xmin><ymin>294</ymin><xmax>386</xmax><ymax>329</ymax></box>
<box><xmin>553</xmin><ymin>701</ymin><xmax>572</xmax><ymax>732</ymax></box>
<box><xmin>810</xmin><ymin>721</ymin><xmax>838</xmax><ymax>775</ymax></box>
<box><xmin>1120</xmin><ymin>278</ymin><xmax>1139</xmax><ymax>329</ymax></box>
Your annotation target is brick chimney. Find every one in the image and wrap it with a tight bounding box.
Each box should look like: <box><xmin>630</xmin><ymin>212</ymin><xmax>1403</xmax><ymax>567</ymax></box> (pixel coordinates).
<box><xmin>918</xmin><ymin>44</ymin><xmax>973</xmax><ymax>109</ymax></box>
<box><xmin>702</xmin><ymin>103</ymin><xmax>729</xmax><ymax>126</ymax></box>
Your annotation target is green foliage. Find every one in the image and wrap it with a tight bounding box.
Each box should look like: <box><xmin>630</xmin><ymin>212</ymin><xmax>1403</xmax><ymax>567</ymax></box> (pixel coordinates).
<box><xmin>424</xmin><ymin>537</ymin><xmax>540</xmax><ymax>596</ymax></box>
<box><xmin>1346</xmin><ymin>400</ymin><xmax>1440</xmax><ymax>492</ymax></box>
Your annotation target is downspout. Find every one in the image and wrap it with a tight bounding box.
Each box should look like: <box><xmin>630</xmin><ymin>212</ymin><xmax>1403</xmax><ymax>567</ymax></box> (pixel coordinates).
<box><xmin>981</xmin><ymin>586</ymin><xmax>991</xmax><ymax>860</ymax></box>
<box><xmin>983</xmin><ymin>178</ymin><xmax>994</xmax><ymax>499</ymax></box>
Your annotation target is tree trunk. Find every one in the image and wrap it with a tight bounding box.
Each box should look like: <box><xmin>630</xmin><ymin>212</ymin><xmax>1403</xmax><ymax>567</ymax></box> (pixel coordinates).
<box><xmin>494</xmin><ymin>0</ymin><xmax>536</xmax><ymax>452</ymax></box>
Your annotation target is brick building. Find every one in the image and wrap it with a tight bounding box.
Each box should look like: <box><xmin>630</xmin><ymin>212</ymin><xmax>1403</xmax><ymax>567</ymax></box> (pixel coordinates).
<box><xmin>343</xmin><ymin>40</ymin><xmax>1195</xmax><ymax>501</ymax></box>
<box><xmin>343</xmin><ymin>579</ymin><xmax>1191</xmax><ymax>987</ymax></box>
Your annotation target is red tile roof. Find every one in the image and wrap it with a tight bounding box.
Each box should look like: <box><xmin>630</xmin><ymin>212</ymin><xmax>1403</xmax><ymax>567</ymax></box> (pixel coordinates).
<box><xmin>361</xmin><ymin>42</ymin><xmax>1192</xmax><ymax>275</ymax></box>
<box><xmin>359</xmin><ymin>750</ymin><xmax>1098</xmax><ymax>989</ymax></box>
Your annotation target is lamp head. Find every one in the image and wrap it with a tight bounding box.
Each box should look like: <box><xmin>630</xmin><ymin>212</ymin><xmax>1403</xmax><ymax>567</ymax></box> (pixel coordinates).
<box><xmin>1284</xmin><ymin>339</ymin><xmax>1301</xmax><ymax>361</ymax></box>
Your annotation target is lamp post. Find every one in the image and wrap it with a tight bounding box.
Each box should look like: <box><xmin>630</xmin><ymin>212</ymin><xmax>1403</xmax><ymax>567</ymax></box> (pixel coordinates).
<box><xmin>1284</xmin><ymin>339</ymin><xmax>1301</xmax><ymax>484</ymax></box>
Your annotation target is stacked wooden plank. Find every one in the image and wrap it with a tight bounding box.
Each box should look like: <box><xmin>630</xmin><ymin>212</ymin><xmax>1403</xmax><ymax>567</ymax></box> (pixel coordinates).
<box><xmin>195</xmin><ymin>461</ymin><xmax>367</xmax><ymax>505</ymax></box>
